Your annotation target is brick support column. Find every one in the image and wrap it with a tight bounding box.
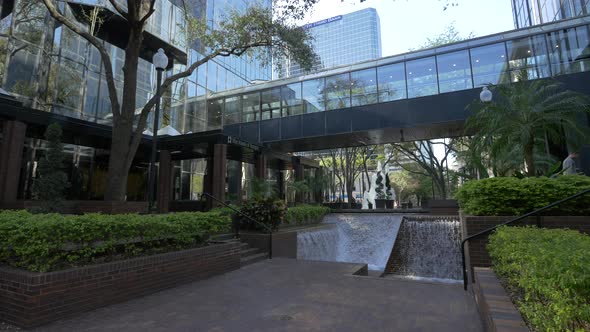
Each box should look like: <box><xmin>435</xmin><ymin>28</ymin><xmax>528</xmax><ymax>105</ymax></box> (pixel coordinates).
<box><xmin>0</xmin><ymin>120</ymin><xmax>26</xmax><ymax>204</ymax></box>
<box><xmin>211</xmin><ymin>144</ymin><xmax>227</xmax><ymax>206</ymax></box>
<box><xmin>157</xmin><ymin>150</ymin><xmax>173</xmax><ymax>213</ymax></box>
<box><xmin>276</xmin><ymin>162</ymin><xmax>285</xmax><ymax>200</ymax></box>
<box><xmin>255</xmin><ymin>153</ymin><xmax>267</xmax><ymax>179</ymax></box>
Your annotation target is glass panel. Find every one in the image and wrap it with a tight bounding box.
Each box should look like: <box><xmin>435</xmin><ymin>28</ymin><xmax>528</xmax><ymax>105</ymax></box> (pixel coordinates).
<box><xmin>506</xmin><ymin>36</ymin><xmax>550</xmax><ymax>81</ymax></box>
<box><xmin>207</xmin><ymin>98</ymin><xmax>223</xmax><ymax>130</ymax></box>
<box><xmin>437</xmin><ymin>50</ymin><xmax>473</xmax><ymax>93</ymax></box>
<box><xmin>406</xmin><ymin>57</ymin><xmax>437</xmax><ymax>98</ymax></box>
<box><xmin>302</xmin><ymin>78</ymin><xmax>325</xmax><ymax>113</ymax></box>
<box><xmin>470</xmin><ymin>42</ymin><xmax>509</xmax><ymax>87</ymax></box>
<box><xmin>224</xmin><ymin>96</ymin><xmax>240</xmax><ymax>125</ymax></box>
<box><xmin>377</xmin><ymin>62</ymin><xmax>406</xmax><ymax>102</ymax></box>
<box><xmin>242</xmin><ymin>92</ymin><xmax>260</xmax><ymax>122</ymax></box>
<box><xmin>324</xmin><ymin>73</ymin><xmax>350</xmax><ymax>110</ymax></box>
<box><xmin>350</xmin><ymin>68</ymin><xmax>378</xmax><ymax>107</ymax></box>
<box><xmin>546</xmin><ymin>25</ymin><xmax>590</xmax><ymax>75</ymax></box>
<box><xmin>261</xmin><ymin>88</ymin><xmax>282</xmax><ymax>120</ymax></box>
<box><xmin>281</xmin><ymin>83</ymin><xmax>303</xmax><ymax>116</ymax></box>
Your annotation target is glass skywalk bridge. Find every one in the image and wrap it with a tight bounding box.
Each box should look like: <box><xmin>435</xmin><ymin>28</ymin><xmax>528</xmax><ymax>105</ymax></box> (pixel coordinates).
<box><xmin>185</xmin><ymin>16</ymin><xmax>590</xmax><ymax>151</ymax></box>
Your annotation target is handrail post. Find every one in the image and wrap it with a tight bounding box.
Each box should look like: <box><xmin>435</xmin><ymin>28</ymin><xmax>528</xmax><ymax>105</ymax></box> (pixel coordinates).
<box><xmin>536</xmin><ymin>213</ymin><xmax>541</xmax><ymax>228</ymax></box>
<box><xmin>461</xmin><ymin>241</ymin><xmax>468</xmax><ymax>290</ymax></box>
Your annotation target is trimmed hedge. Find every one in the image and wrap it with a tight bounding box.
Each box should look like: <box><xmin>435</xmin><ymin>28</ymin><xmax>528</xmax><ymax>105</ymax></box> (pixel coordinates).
<box><xmin>488</xmin><ymin>226</ymin><xmax>590</xmax><ymax>331</ymax></box>
<box><xmin>284</xmin><ymin>205</ymin><xmax>330</xmax><ymax>226</ymax></box>
<box><xmin>0</xmin><ymin>210</ymin><xmax>230</xmax><ymax>272</ymax></box>
<box><xmin>456</xmin><ymin>175</ymin><xmax>590</xmax><ymax>216</ymax></box>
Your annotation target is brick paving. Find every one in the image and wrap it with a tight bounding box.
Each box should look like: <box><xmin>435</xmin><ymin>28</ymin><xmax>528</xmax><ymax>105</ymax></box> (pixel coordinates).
<box><xmin>33</xmin><ymin>259</ymin><xmax>483</xmax><ymax>332</ymax></box>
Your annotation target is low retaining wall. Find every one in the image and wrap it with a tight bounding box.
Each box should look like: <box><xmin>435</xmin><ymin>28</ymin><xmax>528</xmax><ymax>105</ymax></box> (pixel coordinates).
<box><xmin>426</xmin><ymin>199</ymin><xmax>459</xmax><ymax>215</ymax></box>
<box><xmin>462</xmin><ymin>215</ymin><xmax>590</xmax><ymax>268</ymax></box>
<box><xmin>473</xmin><ymin>268</ymin><xmax>528</xmax><ymax>332</ymax></box>
<box><xmin>240</xmin><ymin>231</ymin><xmax>298</xmax><ymax>258</ymax></box>
<box><xmin>0</xmin><ymin>242</ymin><xmax>241</xmax><ymax>328</ymax></box>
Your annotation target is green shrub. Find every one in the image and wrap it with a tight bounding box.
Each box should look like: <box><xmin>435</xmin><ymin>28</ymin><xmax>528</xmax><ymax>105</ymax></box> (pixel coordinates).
<box><xmin>239</xmin><ymin>198</ymin><xmax>286</xmax><ymax>232</ymax></box>
<box><xmin>0</xmin><ymin>210</ymin><xmax>230</xmax><ymax>272</ymax></box>
<box><xmin>284</xmin><ymin>205</ymin><xmax>330</xmax><ymax>226</ymax></box>
<box><xmin>455</xmin><ymin>175</ymin><xmax>590</xmax><ymax>215</ymax></box>
<box><xmin>488</xmin><ymin>227</ymin><xmax>590</xmax><ymax>331</ymax></box>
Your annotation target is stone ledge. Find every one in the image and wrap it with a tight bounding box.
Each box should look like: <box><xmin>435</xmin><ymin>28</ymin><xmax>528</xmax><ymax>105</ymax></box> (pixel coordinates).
<box><xmin>473</xmin><ymin>267</ymin><xmax>528</xmax><ymax>332</ymax></box>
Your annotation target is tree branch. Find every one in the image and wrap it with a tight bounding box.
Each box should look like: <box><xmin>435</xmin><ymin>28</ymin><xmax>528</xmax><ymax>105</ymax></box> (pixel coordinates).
<box><xmin>41</xmin><ymin>0</ymin><xmax>121</xmax><ymax>120</ymax></box>
<box><xmin>107</xmin><ymin>0</ymin><xmax>129</xmax><ymax>19</ymax></box>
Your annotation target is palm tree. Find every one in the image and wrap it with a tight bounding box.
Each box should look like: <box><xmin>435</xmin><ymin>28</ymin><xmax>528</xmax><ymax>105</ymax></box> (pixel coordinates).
<box><xmin>466</xmin><ymin>73</ymin><xmax>590</xmax><ymax>177</ymax></box>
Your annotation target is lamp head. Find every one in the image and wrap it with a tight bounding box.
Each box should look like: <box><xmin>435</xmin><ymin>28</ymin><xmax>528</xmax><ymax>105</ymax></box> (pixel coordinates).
<box><xmin>480</xmin><ymin>86</ymin><xmax>492</xmax><ymax>102</ymax></box>
<box><xmin>153</xmin><ymin>48</ymin><xmax>168</xmax><ymax>70</ymax></box>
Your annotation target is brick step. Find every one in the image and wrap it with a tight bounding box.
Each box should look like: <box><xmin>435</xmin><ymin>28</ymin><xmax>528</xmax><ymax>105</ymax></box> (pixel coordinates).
<box><xmin>240</xmin><ymin>247</ymin><xmax>259</xmax><ymax>257</ymax></box>
<box><xmin>240</xmin><ymin>252</ymin><xmax>268</xmax><ymax>267</ymax></box>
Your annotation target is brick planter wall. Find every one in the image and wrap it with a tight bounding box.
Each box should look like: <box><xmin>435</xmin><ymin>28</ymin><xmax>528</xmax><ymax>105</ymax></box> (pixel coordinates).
<box><xmin>462</xmin><ymin>215</ymin><xmax>590</xmax><ymax>269</ymax></box>
<box><xmin>0</xmin><ymin>242</ymin><xmax>241</xmax><ymax>328</ymax></box>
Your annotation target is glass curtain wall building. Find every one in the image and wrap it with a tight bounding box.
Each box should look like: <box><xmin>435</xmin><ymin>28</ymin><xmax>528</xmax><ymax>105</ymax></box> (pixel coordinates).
<box><xmin>278</xmin><ymin>8</ymin><xmax>382</xmax><ymax>78</ymax></box>
<box><xmin>512</xmin><ymin>0</ymin><xmax>590</xmax><ymax>28</ymax></box>
<box><xmin>0</xmin><ymin>0</ymin><xmax>271</xmax><ymax>201</ymax></box>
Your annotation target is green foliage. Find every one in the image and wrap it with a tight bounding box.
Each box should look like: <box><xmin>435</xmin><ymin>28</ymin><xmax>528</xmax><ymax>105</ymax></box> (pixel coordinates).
<box><xmin>488</xmin><ymin>227</ymin><xmax>590</xmax><ymax>331</ymax></box>
<box><xmin>412</xmin><ymin>21</ymin><xmax>474</xmax><ymax>50</ymax></box>
<box><xmin>32</xmin><ymin>123</ymin><xmax>70</xmax><ymax>211</ymax></box>
<box><xmin>0</xmin><ymin>210</ymin><xmax>230</xmax><ymax>272</ymax></box>
<box><xmin>456</xmin><ymin>176</ymin><xmax>590</xmax><ymax>215</ymax></box>
<box><xmin>466</xmin><ymin>76</ymin><xmax>590</xmax><ymax>176</ymax></box>
<box><xmin>239</xmin><ymin>198</ymin><xmax>286</xmax><ymax>232</ymax></box>
<box><xmin>284</xmin><ymin>205</ymin><xmax>330</xmax><ymax>226</ymax></box>
<box><xmin>245</xmin><ymin>177</ymin><xmax>275</xmax><ymax>200</ymax></box>
<box><xmin>384</xmin><ymin>172</ymin><xmax>393</xmax><ymax>199</ymax></box>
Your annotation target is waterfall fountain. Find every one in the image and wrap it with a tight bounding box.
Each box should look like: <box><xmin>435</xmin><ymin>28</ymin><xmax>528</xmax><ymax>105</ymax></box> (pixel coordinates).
<box><xmin>386</xmin><ymin>216</ymin><xmax>462</xmax><ymax>281</ymax></box>
<box><xmin>297</xmin><ymin>214</ymin><xmax>402</xmax><ymax>270</ymax></box>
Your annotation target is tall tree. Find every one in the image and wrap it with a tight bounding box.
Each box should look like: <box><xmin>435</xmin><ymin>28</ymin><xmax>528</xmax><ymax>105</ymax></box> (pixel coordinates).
<box><xmin>411</xmin><ymin>21</ymin><xmax>474</xmax><ymax>51</ymax></box>
<box><xmin>40</xmin><ymin>0</ymin><xmax>318</xmax><ymax>201</ymax></box>
<box><xmin>466</xmin><ymin>74</ymin><xmax>590</xmax><ymax>177</ymax></box>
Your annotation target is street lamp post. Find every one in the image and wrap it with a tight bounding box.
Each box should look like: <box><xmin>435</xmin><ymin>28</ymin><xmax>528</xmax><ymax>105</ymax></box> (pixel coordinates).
<box><xmin>148</xmin><ymin>48</ymin><xmax>168</xmax><ymax>212</ymax></box>
<box><xmin>480</xmin><ymin>86</ymin><xmax>492</xmax><ymax>102</ymax></box>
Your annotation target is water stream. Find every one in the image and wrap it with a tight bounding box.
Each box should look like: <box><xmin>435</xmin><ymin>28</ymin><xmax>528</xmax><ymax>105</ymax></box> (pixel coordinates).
<box><xmin>297</xmin><ymin>214</ymin><xmax>402</xmax><ymax>270</ymax></box>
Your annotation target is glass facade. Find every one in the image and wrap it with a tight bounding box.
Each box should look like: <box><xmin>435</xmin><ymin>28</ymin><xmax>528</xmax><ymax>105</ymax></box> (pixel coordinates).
<box><xmin>207</xmin><ymin>17</ymin><xmax>590</xmax><ymax>125</ymax></box>
<box><xmin>0</xmin><ymin>0</ymin><xmax>271</xmax><ymax>133</ymax></box>
<box><xmin>279</xmin><ymin>8</ymin><xmax>382</xmax><ymax>78</ymax></box>
<box><xmin>512</xmin><ymin>0</ymin><xmax>590</xmax><ymax>28</ymax></box>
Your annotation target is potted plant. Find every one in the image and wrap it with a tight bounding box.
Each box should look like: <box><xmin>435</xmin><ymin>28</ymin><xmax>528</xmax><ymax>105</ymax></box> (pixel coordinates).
<box><xmin>374</xmin><ymin>172</ymin><xmax>387</xmax><ymax>209</ymax></box>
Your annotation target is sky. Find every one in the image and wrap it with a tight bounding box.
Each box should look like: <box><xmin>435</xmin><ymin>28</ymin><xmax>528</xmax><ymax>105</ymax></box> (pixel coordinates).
<box><xmin>301</xmin><ymin>0</ymin><xmax>515</xmax><ymax>56</ymax></box>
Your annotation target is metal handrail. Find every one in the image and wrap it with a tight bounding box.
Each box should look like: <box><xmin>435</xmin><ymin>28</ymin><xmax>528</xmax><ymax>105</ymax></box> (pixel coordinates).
<box><xmin>201</xmin><ymin>193</ymin><xmax>272</xmax><ymax>259</ymax></box>
<box><xmin>461</xmin><ymin>187</ymin><xmax>590</xmax><ymax>290</ymax></box>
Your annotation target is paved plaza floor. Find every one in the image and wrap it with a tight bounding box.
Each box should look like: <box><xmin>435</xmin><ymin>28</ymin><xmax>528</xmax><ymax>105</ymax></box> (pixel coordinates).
<box><xmin>35</xmin><ymin>259</ymin><xmax>483</xmax><ymax>332</ymax></box>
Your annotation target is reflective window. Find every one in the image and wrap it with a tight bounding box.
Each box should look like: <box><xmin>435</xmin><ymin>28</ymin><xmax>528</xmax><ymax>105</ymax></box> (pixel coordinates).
<box><xmin>470</xmin><ymin>42</ymin><xmax>509</xmax><ymax>87</ymax></box>
<box><xmin>206</xmin><ymin>62</ymin><xmax>217</xmax><ymax>91</ymax></box>
<box><xmin>406</xmin><ymin>57</ymin><xmax>437</xmax><ymax>98</ymax></box>
<box><xmin>261</xmin><ymin>88</ymin><xmax>282</xmax><ymax>120</ymax></box>
<box><xmin>350</xmin><ymin>68</ymin><xmax>378</xmax><ymax>107</ymax></box>
<box><xmin>224</xmin><ymin>96</ymin><xmax>240</xmax><ymax>125</ymax></box>
<box><xmin>242</xmin><ymin>92</ymin><xmax>260</xmax><ymax>122</ymax></box>
<box><xmin>506</xmin><ymin>36</ymin><xmax>550</xmax><ymax>81</ymax></box>
<box><xmin>437</xmin><ymin>50</ymin><xmax>473</xmax><ymax>93</ymax></box>
<box><xmin>207</xmin><ymin>98</ymin><xmax>223</xmax><ymax>129</ymax></box>
<box><xmin>377</xmin><ymin>62</ymin><xmax>406</xmax><ymax>102</ymax></box>
<box><xmin>302</xmin><ymin>78</ymin><xmax>325</xmax><ymax>113</ymax></box>
<box><xmin>546</xmin><ymin>25</ymin><xmax>590</xmax><ymax>75</ymax></box>
<box><xmin>324</xmin><ymin>73</ymin><xmax>351</xmax><ymax>110</ymax></box>
<box><xmin>281</xmin><ymin>83</ymin><xmax>303</xmax><ymax>116</ymax></box>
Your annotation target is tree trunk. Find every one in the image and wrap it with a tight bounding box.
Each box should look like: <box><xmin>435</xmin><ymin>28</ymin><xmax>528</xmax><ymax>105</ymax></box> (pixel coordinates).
<box><xmin>524</xmin><ymin>141</ymin><xmax>535</xmax><ymax>177</ymax></box>
<box><xmin>104</xmin><ymin>26</ymin><xmax>143</xmax><ymax>201</ymax></box>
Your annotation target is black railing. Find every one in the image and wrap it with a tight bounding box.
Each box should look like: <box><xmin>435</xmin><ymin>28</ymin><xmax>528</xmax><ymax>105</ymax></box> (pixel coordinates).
<box><xmin>201</xmin><ymin>193</ymin><xmax>273</xmax><ymax>259</ymax></box>
<box><xmin>461</xmin><ymin>187</ymin><xmax>590</xmax><ymax>290</ymax></box>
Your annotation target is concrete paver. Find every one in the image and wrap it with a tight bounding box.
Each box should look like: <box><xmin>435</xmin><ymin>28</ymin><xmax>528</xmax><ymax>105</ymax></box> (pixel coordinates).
<box><xmin>35</xmin><ymin>259</ymin><xmax>483</xmax><ymax>332</ymax></box>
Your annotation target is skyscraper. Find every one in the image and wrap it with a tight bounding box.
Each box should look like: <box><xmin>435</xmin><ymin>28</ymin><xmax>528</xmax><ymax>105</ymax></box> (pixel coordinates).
<box><xmin>279</xmin><ymin>8</ymin><xmax>381</xmax><ymax>78</ymax></box>
<box><xmin>512</xmin><ymin>0</ymin><xmax>590</xmax><ymax>28</ymax></box>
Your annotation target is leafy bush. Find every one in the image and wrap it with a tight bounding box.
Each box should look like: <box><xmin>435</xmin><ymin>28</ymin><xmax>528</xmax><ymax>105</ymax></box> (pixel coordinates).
<box><xmin>488</xmin><ymin>226</ymin><xmax>590</xmax><ymax>331</ymax></box>
<box><xmin>239</xmin><ymin>198</ymin><xmax>286</xmax><ymax>232</ymax></box>
<box><xmin>284</xmin><ymin>205</ymin><xmax>330</xmax><ymax>226</ymax></box>
<box><xmin>0</xmin><ymin>210</ymin><xmax>230</xmax><ymax>272</ymax></box>
<box><xmin>375</xmin><ymin>172</ymin><xmax>386</xmax><ymax>199</ymax></box>
<box><xmin>455</xmin><ymin>175</ymin><xmax>590</xmax><ymax>215</ymax></box>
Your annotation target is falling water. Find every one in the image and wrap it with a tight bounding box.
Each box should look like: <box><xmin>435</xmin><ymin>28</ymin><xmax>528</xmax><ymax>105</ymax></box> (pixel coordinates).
<box><xmin>390</xmin><ymin>218</ymin><xmax>462</xmax><ymax>280</ymax></box>
<box><xmin>297</xmin><ymin>214</ymin><xmax>402</xmax><ymax>270</ymax></box>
